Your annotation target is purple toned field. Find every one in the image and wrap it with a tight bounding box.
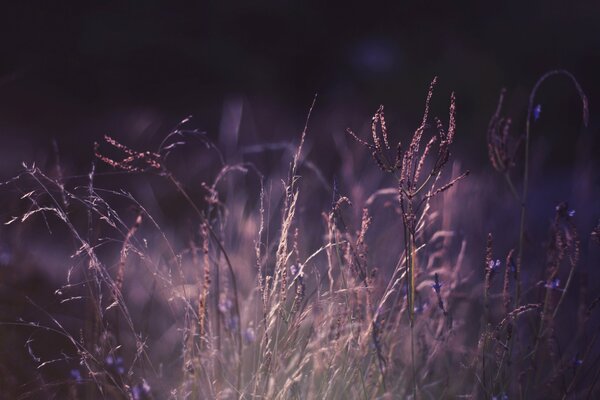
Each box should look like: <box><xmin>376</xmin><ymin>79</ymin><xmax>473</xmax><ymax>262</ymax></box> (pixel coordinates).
<box><xmin>1</xmin><ymin>71</ymin><xmax>599</xmax><ymax>399</ymax></box>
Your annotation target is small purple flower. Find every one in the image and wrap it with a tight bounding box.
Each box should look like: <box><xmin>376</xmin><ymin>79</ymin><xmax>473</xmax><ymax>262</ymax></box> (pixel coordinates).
<box><xmin>414</xmin><ymin>302</ymin><xmax>429</xmax><ymax>314</ymax></box>
<box><xmin>218</xmin><ymin>298</ymin><xmax>233</xmax><ymax>313</ymax></box>
<box><xmin>508</xmin><ymin>258</ymin><xmax>516</xmax><ymax>273</ymax></box>
<box><xmin>226</xmin><ymin>315</ymin><xmax>239</xmax><ymax>332</ymax></box>
<box><xmin>106</xmin><ymin>355</ymin><xmax>125</xmax><ymax>375</ymax></box>
<box><xmin>132</xmin><ymin>385</ymin><xmax>142</xmax><ymax>400</ymax></box>
<box><xmin>554</xmin><ymin>203</ymin><xmax>576</xmax><ymax>219</ymax></box>
<box><xmin>243</xmin><ymin>327</ymin><xmax>256</xmax><ymax>344</ymax></box>
<box><xmin>488</xmin><ymin>259</ymin><xmax>501</xmax><ymax>281</ymax></box>
<box><xmin>70</xmin><ymin>369</ymin><xmax>82</xmax><ymax>383</ymax></box>
<box><xmin>533</xmin><ymin>104</ymin><xmax>542</xmax><ymax>121</ymax></box>
<box><xmin>115</xmin><ymin>357</ymin><xmax>125</xmax><ymax>375</ymax></box>
<box><xmin>431</xmin><ymin>273</ymin><xmax>448</xmax><ymax>315</ymax></box>
<box><xmin>373</xmin><ymin>318</ymin><xmax>382</xmax><ymax>331</ymax></box>
<box><xmin>489</xmin><ymin>259</ymin><xmax>501</xmax><ymax>272</ymax></box>
<box><xmin>290</xmin><ymin>264</ymin><xmax>298</xmax><ymax>277</ymax></box>
<box><xmin>0</xmin><ymin>247</ymin><xmax>12</xmax><ymax>267</ymax></box>
<box><xmin>132</xmin><ymin>379</ymin><xmax>152</xmax><ymax>400</ymax></box>
<box><xmin>432</xmin><ymin>273</ymin><xmax>442</xmax><ymax>294</ymax></box>
<box><xmin>546</xmin><ymin>278</ymin><xmax>561</xmax><ymax>290</ymax></box>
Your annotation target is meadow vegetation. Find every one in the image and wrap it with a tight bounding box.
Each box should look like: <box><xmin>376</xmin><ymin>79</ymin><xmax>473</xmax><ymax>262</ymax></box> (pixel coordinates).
<box><xmin>0</xmin><ymin>71</ymin><xmax>598</xmax><ymax>399</ymax></box>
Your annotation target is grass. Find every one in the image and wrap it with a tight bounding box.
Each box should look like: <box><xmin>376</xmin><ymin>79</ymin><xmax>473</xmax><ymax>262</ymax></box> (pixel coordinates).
<box><xmin>0</xmin><ymin>72</ymin><xmax>598</xmax><ymax>399</ymax></box>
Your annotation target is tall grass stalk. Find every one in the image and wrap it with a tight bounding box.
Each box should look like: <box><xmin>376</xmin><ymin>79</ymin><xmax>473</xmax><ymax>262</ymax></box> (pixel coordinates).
<box><xmin>348</xmin><ymin>77</ymin><xmax>466</xmax><ymax>399</ymax></box>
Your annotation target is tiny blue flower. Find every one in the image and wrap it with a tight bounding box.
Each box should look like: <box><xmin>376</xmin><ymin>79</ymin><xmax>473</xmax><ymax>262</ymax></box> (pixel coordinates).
<box><xmin>132</xmin><ymin>385</ymin><xmax>142</xmax><ymax>400</ymax></box>
<box><xmin>106</xmin><ymin>355</ymin><xmax>125</xmax><ymax>375</ymax></box>
<box><xmin>508</xmin><ymin>258</ymin><xmax>516</xmax><ymax>273</ymax></box>
<box><xmin>432</xmin><ymin>273</ymin><xmax>442</xmax><ymax>294</ymax></box>
<box><xmin>414</xmin><ymin>302</ymin><xmax>429</xmax><ymax>314</ymax></box>
<box><xmin>226</xmin><ymin>315</ymin><xmax>239</xmax><ymax>332</ymax></box>
<box><xmin>115</xmin><ymin>357</ymin><xmax>125</xmax><ymax>375</ymax></box>
<box><xmin>546</xmin><ymin>278</ymin><xmax>561</xmax><ymax>290</ymax></box>
<box><xmin>243</xmin><ymin>327</ymin><xmax>256</xmax><ymax>344</ymax></box>
<box><xmin>218</xmin><ymin>298</ymin><xmax>233</xmax><ymax>313</ymax></box>
<box><xmin>290</xmin><ymin>264</ymin><xmax>298</xmax><ymax>277</ymax></box>
<box><xmin>489</xmin><ymin>259</ymin><xmax>501</xmax><ymax>271</ymax></box>
<box><xmin>488</xmin><ymin>260</ymin><xmax>501</xmax><ymax>280</ymax></box>
<box><xmin>70</xmin><ymin>369</ymin><xmax>82</xmax><ymax>383</ymax></box>
<box><xmin>131</xmin><ymin>380</ymin><xmax>151</xmax><ymax>400</ymax></box>
<box><xmin>533</xmin><ymin>104</ymin><xmax>542</xmax><ymax>121</ymax></box>
<box><xmin>568</xmin><ymin>209</ymin><xmax>576</xmax><ymax>217</ymax></box>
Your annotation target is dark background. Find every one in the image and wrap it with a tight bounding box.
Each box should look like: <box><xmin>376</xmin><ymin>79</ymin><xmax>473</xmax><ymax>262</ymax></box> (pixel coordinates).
<box><xmin>0</xmin><ymin>1</ymin><xmax>599</xmax><ymax>177</ymax></box>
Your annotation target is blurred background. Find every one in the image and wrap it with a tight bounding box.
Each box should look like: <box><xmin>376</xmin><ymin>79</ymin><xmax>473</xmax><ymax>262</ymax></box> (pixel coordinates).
<box><xmin>2</xmin><ymin>0</ymin><xmax>599</xmax><ymax>246</ymax></box>
<box><xmin>1</xmin><ymin>1</ymin><xmax>599</xmax><ymax>172</ymax></box>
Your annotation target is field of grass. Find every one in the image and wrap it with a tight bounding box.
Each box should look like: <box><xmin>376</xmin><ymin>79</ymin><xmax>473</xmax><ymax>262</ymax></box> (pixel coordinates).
<box><xmin>0</xmin><ymin>71</ymin><xmax>599</xmax><ymax>399</ymax></box>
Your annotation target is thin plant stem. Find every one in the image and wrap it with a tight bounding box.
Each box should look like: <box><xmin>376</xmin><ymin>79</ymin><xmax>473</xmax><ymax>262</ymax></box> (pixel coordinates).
<box><xmin>515</xmin><ymin>69</ymin><xmax>588</xmax><ymax>309</ymax></box>
<box><xmin>166</xmin><ymin>172</ymin><xmax>243</xmax><ymax>398</ymax></box>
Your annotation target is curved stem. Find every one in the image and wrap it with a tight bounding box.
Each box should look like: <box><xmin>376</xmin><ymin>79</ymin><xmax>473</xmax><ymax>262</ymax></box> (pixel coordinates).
<box><xmin>519</xmin><ymin>70</ymin><xmax>588</xmax><ymax>398</ymax></box>
<box><xmin>515</xmin><ymin>69</ymin><xmax>588</xmax><ymax>310</ymax></box>
<box><xmin>503</xmin><ymin>172</ymin><xmax>521</xmax><ymax>204</ymax></box>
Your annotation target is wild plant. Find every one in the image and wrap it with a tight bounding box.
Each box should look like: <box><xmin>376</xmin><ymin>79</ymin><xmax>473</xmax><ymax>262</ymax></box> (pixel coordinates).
<box><xmin>484</xmin><ymin>70</ymin><xmax>596</xmax><ymax>399</ymax></box>
<box><xmin>347</xmin><ymin>77</ymin><xmax>468</xmax><ymax>398</ymax></box>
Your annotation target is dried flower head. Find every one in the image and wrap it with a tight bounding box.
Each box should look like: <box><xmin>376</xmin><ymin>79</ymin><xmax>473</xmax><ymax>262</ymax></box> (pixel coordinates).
<box><xmin>546</xmin><ymin>202</ymin><xmax>580</xmax><ymax>283</ymax></box>
<box><xmin>346</xmin><ymin>77</ymin><xmax>468</xmax><ymax>233</ymax></box>
<box><xmin>95</xmin><ymin>135</ymin><xmax>163</xmax><ymax>173</ymax></box>
<box><xmin>487</xmin><ymin>89</ymin><xmax>521</xmax><ymax>173</ymax></box>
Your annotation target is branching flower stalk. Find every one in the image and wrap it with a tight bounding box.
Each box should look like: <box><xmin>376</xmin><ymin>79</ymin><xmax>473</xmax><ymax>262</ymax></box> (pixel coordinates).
<box><xmin>347</xmin><ymin>77</ymin><xmax>467</xmax><ymax>398</ymax></box>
